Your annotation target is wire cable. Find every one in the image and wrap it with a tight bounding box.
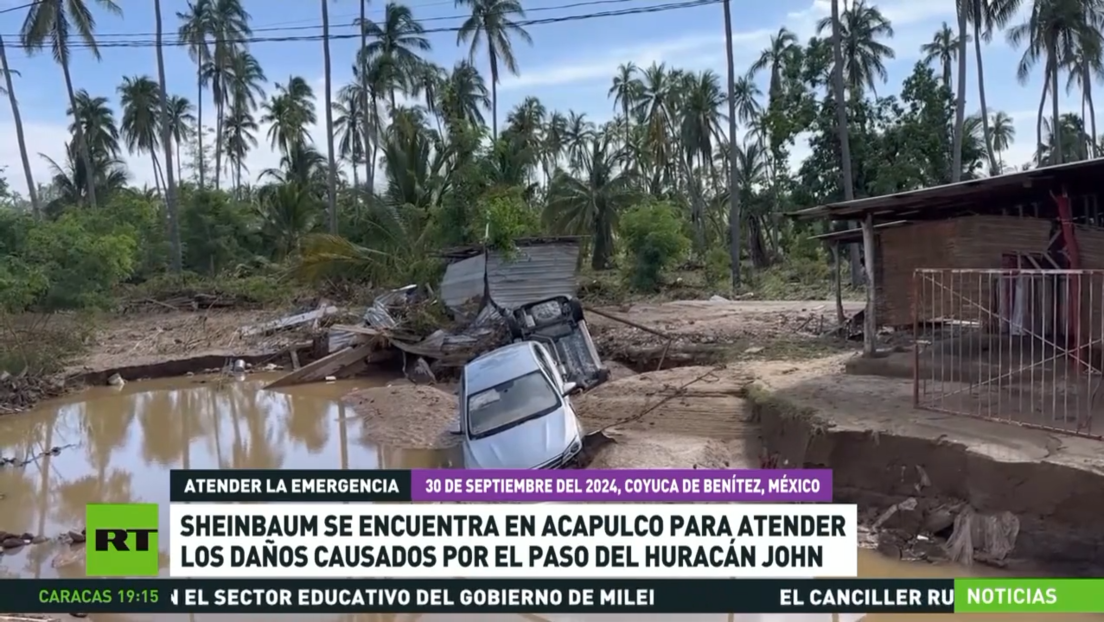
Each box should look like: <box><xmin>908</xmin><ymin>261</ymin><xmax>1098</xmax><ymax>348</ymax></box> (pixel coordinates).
<box><xmin>2</xmin><ymin>0</ymin><xmax>722</xmax><ymax>49</ymax></box>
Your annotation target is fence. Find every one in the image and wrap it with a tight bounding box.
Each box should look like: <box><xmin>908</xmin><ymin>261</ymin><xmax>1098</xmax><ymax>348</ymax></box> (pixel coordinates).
<box><xmin>912</xmin><ymin>268</ymin><xmax>1104</xmax><ymax>440</ymax></box>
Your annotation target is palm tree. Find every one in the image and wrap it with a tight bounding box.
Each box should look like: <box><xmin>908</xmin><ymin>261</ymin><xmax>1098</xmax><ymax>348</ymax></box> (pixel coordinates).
<box><xmin>321</xmin><ymin>0</ymin><xmax>338</xmax><ymax>234</ymax></box>
<box><xmin>70</xmin><ymin>91</ymin><xmax>121</xmax><ymax>159</ymax></box>
<box><xmin>262</xmin><ymin>77</ymin><xmax>317</xmax><ymax>157</ymax></box>
<box><xmin>723</xmin><ymin>0</ymin><xmax>742</xmax><ymax>288</ymax></box>
<box><xmin>1008</xmin><ymin>0</ymin><xmax>1092</xmax><ymax>167</ymax></box>
<box><xmin>165</xmin><ymin>96</ymin><xmax>196</xmax><ymax>182</ymax></box>
<box><xmin>609</xmin><ymin>62</ymin><xmax>640</xmax><ymax>145</ymax></box>
<box><xmin>358</xmin><ymin>2</ymin><xmax>431</xmax><ymax>109</ymax></box>
<box><xmin>815</xmin><ymin>0</ymin><xmax>895</xmax><ymax>97</ymax></box>
<box><xmin>118</xmin><ymin>76</ymin><xmax>166</xmax><ymax>193</ymax></box>
<box><xmin>967</xmin><ymin>0</ymin><xmax>1018</xmax><ymax>176</ymax></box>
<box><xmin>257</xmin><ymin>183</ymin><xmax>321</xmax><ymax>258</ymax></box>
<box><xmin>439</xmin><ymin>60</ymin><xmax>490</xmax><ymax>127</ymax></box>
<box><xmin>989</xmin><ymin>110</ymin><xmax>1016</xmax><ymax>170</ymax></box>
<box><xmin>204</xmin><ymin>0</ymin><xmax>253</xmax><ymax>190</ymax></box>
<box><xmin>951</xmin><ymin>0</ymin><xmax>969</xmax><ymax>181</ymax></box>
<box><xmin>829</xmin><ymin>0</ymin><xmax>859</xmax><ymax>288</ymax></box>
<box><xmin>0</xmin><ymin>34</ymin><xmax>38</xmax><ymax>215</ymax></box>
<box><xmin>155</xmin><ymin>0</ymin><xmax>182</xmax><ymax>273</ymax></box>
<box><xmin>750</xmin><ymin>27</ymin><xmax>798</xmax><ymax>103</ymax></box>
<box><xmin>456</xmin><ymin>0</ymin><xmax>532</xmax><ymax>139</ymax></box>
<box><xmin>1065</xmin><ymin>30</ymin><xmax>1104</xmax><ymax>157</ymax></box>
<box><xmin>543</xmin><ymin>132</ymin><xmax>634</xmax><ymax>269</ymax></box>
<box><xmin>21</xmin><ymin>0</ymin><xmax>123</xmax><ymax>208</ymax></box>
<box><xmin>177</xmin><ymin>0</ymin><xmax>212</xmax><ymax>188</ymax></box>
<box><xmin>222</xmin><ymin>101</ymin><xmax>258</xmax><ymax>192</ymax></box>
<box><xmin>921</xmin><ymin>22</ymin><xmax>960</xmax><ymax>89</ymax></box>
<box><xmin>334</xmin><ymin>86</ymin><xmax>366</xmax><ymax>204</ymax></box>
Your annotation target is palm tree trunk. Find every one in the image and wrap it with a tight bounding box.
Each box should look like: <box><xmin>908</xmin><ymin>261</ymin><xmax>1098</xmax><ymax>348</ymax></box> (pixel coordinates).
<box><xmin>1087</xmin><ymin>75</ymin><xmax>1098</xmax><ymax>158</ymax></box>
<box><xmin>950</xmin><ymin>0</ymin><xmax>968</xmax><ymax>182</ymax></box>
<box><xmin>973</xmin><ymin>19</ymin><xmax>997</xmax><ymax>175</ymax></box>
<box><xmin>151</xmin><ymin>153</ymin><xmax>164</xmax><ymax>197</ymax></box>
<box><xmin>61</xmin><ymin>60</ymin><xmax>98</xmax><ymax>208</ymax></box>
<box><xmin>196</xmin><ymin>71</ymin><xmax>206</xmax><ymax>188</ymax></box>
<box><xmin>489</xmin><ymin>49</ymin><xmax>499</xmax><ymax>140</ymax></box>
<box><xmin>1050</xmin><ymin>49</ymin><xmax>1062</xmax><ymax>165</ymax></box>
<box><xmin>351</xmin><ymin>159</ymin><xmax>360</xmax><ymax>213</ymax></box>
<box><xmin>829</xmin><ymin>1</ymin><xmax>856</xmax><ymax>231</ymax></box>
<box><xmin>155</xmin><ymin>0</ymin><xmax>182</xmax><ymax>273</ymax></box>
<box><xmin>321</xmin><ymin>0</ymin><xmax>339</xmax><ymax>235</ymax></box>
<box><xmin>723</xmin><ymin>0</ymin><xmax>741</xmax><ymax>289</ymax></box>
<box><xmin>177</xmin><ymin>140</ymin><xmax>183</xmax><ymax>183</ymax></box>
<box><xmin>0</xmin><ymin>34</ymin><xmax>39</xmax><ymax>216</ymax></box>
<box><xmin>214</xmin><ymin>96</ymin><xmax>224</xmax><ymax>190</ymax></box>
<box><xmin>1036</xmin><ymin>78</ymin><xmax>1047</xmax><ymax>162</ymax></box>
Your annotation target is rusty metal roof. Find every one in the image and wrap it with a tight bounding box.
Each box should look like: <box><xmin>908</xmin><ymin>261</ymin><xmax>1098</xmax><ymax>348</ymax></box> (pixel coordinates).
<box><xmin>789</xmin><ymin>159</ymin><xmax>1104</xmax><ymax>222</ymax></box>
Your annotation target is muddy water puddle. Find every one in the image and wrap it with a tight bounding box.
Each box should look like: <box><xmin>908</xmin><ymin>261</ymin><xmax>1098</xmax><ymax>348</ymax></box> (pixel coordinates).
<box><xmin>0</xmin><ymin>378</ymin><xmax>1098</xmax><ymax>621</ymax></box>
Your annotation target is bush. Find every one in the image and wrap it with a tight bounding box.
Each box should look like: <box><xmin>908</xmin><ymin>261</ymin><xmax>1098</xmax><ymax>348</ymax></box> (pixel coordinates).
<box><xmin>619</xmin><ymin>200</ymin><xmax>689</xmax><ymax>293</ymax></box>
<box><xmin>703</xmin><ymin>247</ymin><xmax>731</xmax><ymax>288</ymax></box>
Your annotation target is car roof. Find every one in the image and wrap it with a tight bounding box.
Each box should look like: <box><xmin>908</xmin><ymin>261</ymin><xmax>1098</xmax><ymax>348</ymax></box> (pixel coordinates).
<box><xmin>465</xmin><ymin>342</ymin><xmax>543</xmax><ymax>393</ymax></box>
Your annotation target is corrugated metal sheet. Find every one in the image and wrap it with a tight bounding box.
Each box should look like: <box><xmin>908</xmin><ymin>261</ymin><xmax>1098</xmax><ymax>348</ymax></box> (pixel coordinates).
<box><xmin>441</xmin><ymin>253</ymin><xmax>486</xmax><ymax>314</ymax></box>
<box><xmin>486</xmin><ymin>243</ymin><xmax>580</xmax><ymax>310</ymax></box>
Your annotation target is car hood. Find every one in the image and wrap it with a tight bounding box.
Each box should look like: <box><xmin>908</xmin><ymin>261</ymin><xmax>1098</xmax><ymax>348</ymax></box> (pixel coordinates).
<box><xmin>464</xmin><ymin>408</ymin><xmax>579</xmax><ymax>469</ymax></box>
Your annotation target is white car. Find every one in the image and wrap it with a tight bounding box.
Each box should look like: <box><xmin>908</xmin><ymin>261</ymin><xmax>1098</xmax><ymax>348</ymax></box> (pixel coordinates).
<box><xmin>459</xmin><ymin>341</ymin><xmax>585</xmax><ymax>469</ymax></box>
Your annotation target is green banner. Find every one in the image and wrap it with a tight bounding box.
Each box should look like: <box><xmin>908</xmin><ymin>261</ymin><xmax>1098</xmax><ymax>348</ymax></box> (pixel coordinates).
<box><xmin>955</xmin><ymin>578</ymin><xmax>1103</xmax><ymax>613</ymax></box>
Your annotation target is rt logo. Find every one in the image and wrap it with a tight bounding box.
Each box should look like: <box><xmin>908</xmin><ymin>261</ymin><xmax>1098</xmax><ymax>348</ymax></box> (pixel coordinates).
<box><xmin>86</xmin><ymin>503</ymin><xmax>160</xmax><ymax>577</ymax></box>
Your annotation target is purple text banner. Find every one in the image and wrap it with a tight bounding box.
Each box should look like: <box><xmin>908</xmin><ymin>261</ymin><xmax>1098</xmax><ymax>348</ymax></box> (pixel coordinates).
<box><xmin>410</xmin><ymin>469</ymin><xmax>832</xmax><ymax>502</ymax></box>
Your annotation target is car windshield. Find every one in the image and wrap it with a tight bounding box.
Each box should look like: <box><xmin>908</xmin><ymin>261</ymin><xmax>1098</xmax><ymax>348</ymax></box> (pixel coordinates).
<box><xmin>466</xmin><ymin>370</ymin><xmax>561</xmax><ymax>437</ymax></box>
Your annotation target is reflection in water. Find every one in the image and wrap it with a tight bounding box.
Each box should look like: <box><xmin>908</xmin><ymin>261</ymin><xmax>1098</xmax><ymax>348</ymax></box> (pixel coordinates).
<box><xmin>0</xmin><ymin>376</ymin><xmax>1097</xmax><ymax>622</ymax></box>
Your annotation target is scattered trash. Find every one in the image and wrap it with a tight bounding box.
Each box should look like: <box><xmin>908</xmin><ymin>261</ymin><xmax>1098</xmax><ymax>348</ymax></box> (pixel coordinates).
<box><xmin>239</xmin><ymin>305</ymin><xmax>338</xmax><ymax>337</ymax></box>
<box><xmin>107</xmin><ymin>373</ymin><xmax>125</xmax><ymax>387</ymax></box>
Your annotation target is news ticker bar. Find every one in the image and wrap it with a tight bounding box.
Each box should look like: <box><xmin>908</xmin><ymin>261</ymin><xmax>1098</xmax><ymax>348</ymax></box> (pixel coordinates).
<box><xmin>168</xmin><ymin>468</ymin><xmax>833</xmax><ymax>503</ymax></box>
<box><xmin>21</xmin><ymin>579</ymin><xmax>1104</xmax><ymax>614</ymax></box>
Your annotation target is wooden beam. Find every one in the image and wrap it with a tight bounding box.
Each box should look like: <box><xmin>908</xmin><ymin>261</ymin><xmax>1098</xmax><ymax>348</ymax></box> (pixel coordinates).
<box><xmin>862</xmin><ymin>213</ymin><xmax>878</xmax><ymax>356</ymax></box>
<box><xmin>264</xmin><ymin>343</ymin><xmax>380</xmax><ymax>390</ymax></box>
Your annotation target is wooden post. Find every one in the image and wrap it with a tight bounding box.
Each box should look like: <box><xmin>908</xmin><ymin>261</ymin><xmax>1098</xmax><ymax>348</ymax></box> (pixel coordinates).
<box><xmin>862</xmin><ymin>213</ymin><xmax>877</xmax><ymax>356</ymax></box>
<box><xmin>833</xmin><ymin>242</ymin><xmax>845</xmax><ymax>325</ymax></box>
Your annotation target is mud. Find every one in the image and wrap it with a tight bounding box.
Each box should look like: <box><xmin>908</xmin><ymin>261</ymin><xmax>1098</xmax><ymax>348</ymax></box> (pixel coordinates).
<box><xmin>747</xmin><ymin>357</ymin><xmax>1104</xmax><ymax>572</ymax></box>
<box><xmin>343</xmin><ymin>383</ymin><xmax>461</xmax><ymax>450</ymax></box>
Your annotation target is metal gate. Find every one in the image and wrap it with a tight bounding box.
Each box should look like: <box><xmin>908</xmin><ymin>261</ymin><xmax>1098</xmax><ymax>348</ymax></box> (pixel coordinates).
<box><xmin>912</xmin><ymin>268</ymin><xmax>1104</xmax><ymax>440</ymax></box>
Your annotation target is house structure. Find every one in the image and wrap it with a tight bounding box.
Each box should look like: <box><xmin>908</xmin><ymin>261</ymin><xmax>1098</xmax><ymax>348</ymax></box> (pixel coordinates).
<box><xmin>791</xmin><ymin>159</ymin><xmax>1104</xmax><ymax>342</ymax></box>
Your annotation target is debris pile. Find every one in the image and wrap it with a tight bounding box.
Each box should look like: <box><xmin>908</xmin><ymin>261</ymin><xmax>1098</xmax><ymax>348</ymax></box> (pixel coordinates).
<box><xmin>0</xmin><ymin>372</ymin><xmax>67</xmax><ymax>416</ymax></box>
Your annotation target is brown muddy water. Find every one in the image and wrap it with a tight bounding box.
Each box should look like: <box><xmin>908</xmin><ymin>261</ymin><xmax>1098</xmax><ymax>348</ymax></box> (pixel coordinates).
<box><xmin>0</xmin><ymin>375</ymin><xmax>1099</xmax><ymax>622</ymax></box>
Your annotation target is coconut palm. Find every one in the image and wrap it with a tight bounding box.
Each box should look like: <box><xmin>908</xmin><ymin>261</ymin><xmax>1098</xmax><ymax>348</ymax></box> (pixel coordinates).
<box><xmin>815</xmin><ymin>0</ymin><xmax>895</xmax><ymax>97</ymax></box>
<box><xmin>730</xmin><ymin>75</ymin><xmax>763</xmax><ymax>125</ymax></box>
<box><xmin>750</xmin><ymin>28</ymin><xmax>799</xmax><ymax>103</ymax></box>
<box><xmin>1008</xmin><ymin>0</ymin><xmax>1094</xmax><ymax>167</ymax></box>
<box><xmin>222</xmin><ymin>101</ymin><xmax>258</xmax><ymax>192</ymax></box>
<box><xmin>989</xmin><ymin>110</ymin><xmax>1016</xmax><ymax>170</ymax></box>
<box><xmin>723</xmin><ymin>0</ymin><xmax>742</xmax><ymax>287</ymax></box>
<box><xmin>358</xmin><ymin>2</ymin><xmax>431</xmax><ymax>109</ymax></box>
<box><xmin>951</xmin><ymin>0</ymin><xmax>969</xmax><ymax>181</ymax></box>
<box><xmin>0</xmin><ymin>34</ymin><xmax>38</xmax><ymax>215</ymax></box>
<box><xmin>177</xmin><ymin>0</ymin><xmax>213</xmax><ymax>188</ymax></box>
<box><xmin>256</xmin><ymin>183</ymin><xmax>321</xmax><ymax>258</ymax></box>
<box><xmin>262</xmin><ymin>77</ymin><xmax>317</xmax><ymax>158</ymax></box>
<box><xmin>439</xmin><ymin>60</ymin><xmax>490</xmax><ymax>127</ymax></box>
<box><xmin>69</xmin><ymin>91</ymin><xmax>121</xmax><ymax>160</ymax></box>
<box><xmin>609</xmin><ymin>63</ymin><xmax>641</xmax><ymax>144</ymax></box>
<box><xmin>165</xmin><ymin>96</ymin><xmax>196</xmax><ymax>183</ymax></box>
<box><xmin>41</xmin><ymin>141</ymin><xmax>128</xmax><ymax>213</ymax></box>
<box><xmin>1065</xmin><ymin>32</ymin><xmax>1104</xmax><ymax>157</ymax></box>
<box><xmin>333</xmin><ymin>85</ymin><xmax>367</xmax><ymax>204</ymax></box>
<box><xmin>203</xmin><ymin>0</ymin><xmax>253</xmax><ymax>190</ymax></box>
<box><xmin>966</xmin><ymin>0</ymin><xmax>1019</xmax><ymax>176</ymax></box>
<box><xmin>829</xmin><ymin>0</ymin><xmax>859</xmax><ymax>289</ymax></box>
<box><xmin>543</xmin><ymin>132</ymin><xmax>635</xmax><ymax>270</ymax></box>
<box><xmin>456</xmin><ymin>0</ymin><xmax>532</xmax><ymax>139</ymax></box>
<box><xmin>118</xmin><ymin>76</ymin><xmax>166</xmax><ymax>194</ymax></box>
<box><xmin>320</xmin><ymin>0</ymin><xmax>338</xmax><ymax>234</ymax></box>
<box><xmin>21</xmin><ymin>0</ymin><xmax>122</xmax><ymax>208</ymax></box>
<box><xmin>921</xmin><ymin>22</ymin><xmax>960</xmax><ymax>89</ymax></box>
<box><xmin>154</xmin><ymin>0</ymin><xmax>182</xmax><ymax>273</ymax></box>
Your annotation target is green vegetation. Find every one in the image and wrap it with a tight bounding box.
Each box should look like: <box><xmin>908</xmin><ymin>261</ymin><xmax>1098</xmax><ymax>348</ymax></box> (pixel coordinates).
<box><xmin>1</xmin><ymin>0</ymin><xmax>1102</xmax><ymax>376</ymax></box>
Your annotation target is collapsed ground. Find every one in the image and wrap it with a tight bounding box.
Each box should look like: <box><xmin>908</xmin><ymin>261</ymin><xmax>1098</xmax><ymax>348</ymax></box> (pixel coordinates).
<box><xmin>3</xmin><ymin>295</ymin><xmax>1102</xmax><ymax>573</ymax></box>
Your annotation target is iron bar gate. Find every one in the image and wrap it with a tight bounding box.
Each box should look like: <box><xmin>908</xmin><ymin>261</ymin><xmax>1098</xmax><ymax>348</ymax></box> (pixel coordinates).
<box><xmin>912</xmin><ymin>268</ymin><xmax>1104</xmax><ymax>440</ymax></box>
